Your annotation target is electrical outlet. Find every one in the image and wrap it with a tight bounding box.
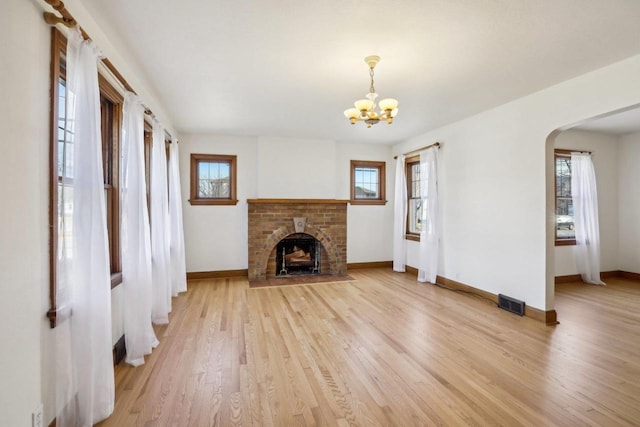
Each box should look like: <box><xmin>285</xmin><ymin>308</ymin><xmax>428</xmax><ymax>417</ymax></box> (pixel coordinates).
<box><xmin>32</xmin><ymin>404</ymin><xmax>43</xmax><ymax>427</ymax></box>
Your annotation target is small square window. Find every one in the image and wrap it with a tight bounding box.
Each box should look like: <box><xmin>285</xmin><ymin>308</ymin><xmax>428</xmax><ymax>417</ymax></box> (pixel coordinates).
<box><xmin>189</xmin><ymin>153</ymin><xmax>238</xmax><ymax>205</ymax></box>
<box><xmin>350</xmin><ymin>160</ymin><xmax>386</xmax><ymax>205</ymax></box>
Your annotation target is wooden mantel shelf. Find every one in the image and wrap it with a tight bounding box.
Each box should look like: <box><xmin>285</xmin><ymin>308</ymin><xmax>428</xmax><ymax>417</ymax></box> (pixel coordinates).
<box><xmin>247</xmin><ymin>199</ymin><xmax>349</xmax><ymax>205</ymax></box>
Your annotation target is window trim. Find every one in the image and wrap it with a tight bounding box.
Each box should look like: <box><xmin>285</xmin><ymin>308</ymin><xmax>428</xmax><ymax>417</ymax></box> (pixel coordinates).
<box><xmin>350</xmin><ymin>160</ymin><xmax>387</xmax><ymax>205</ymax></box>
<box><xmin>189</xmin><ymin>153</ymin><xmax>238</xmax><ymax>206</ymax></box>
<box><xmin>143</xmin><ymin>121</ymin><xmax>153</xmax><ymax>210</ymax></box>
<box><xmin>555</xmin><ymin>149</ymin><xmax>576</xmax><ymax>246</ymax></box>
<box><xmin>405</xmin><ymin>155</ymin><xmax>421</xmax><ymax>241</ymax></box>
<box><xmin>48</xmin><ymin>28</ymin><xmax>64</xmax><ymax>327</ymax></box>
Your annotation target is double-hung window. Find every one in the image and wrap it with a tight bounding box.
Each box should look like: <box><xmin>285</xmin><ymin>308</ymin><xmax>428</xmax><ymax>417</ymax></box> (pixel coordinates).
<box><xmin>99</xmin><ymin>76</ymin><xmax>123</xmax><ymax>280</ymax></box>
<box><xmin>405</xmin><ymin>155</ymin><xmax>423</xmax><ymax>240</ymax></box>
<box><xmin>555</xmin><ymin>149</ymin><xmax>576</xmax><ymax>245</ymax></box>
<box><xmin>49</xmin><ymin>28</ymin><xmax>123</xmax><ymax>326</ymax></box>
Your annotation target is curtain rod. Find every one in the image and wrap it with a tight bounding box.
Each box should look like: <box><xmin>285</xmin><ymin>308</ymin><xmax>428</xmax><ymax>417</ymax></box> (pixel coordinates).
<box><xmin>393</xmin><ymin>142</ymin><xmax>441</xmax><ymax>159</ymax></box>
<box><xmin>555</xmin><ymin>149</ymin><xmax>592</xmax><ymax>155</ymax></box>
<box><xmin>42</xmin><ymin>0</ymin><xmax>172</xmax><ymax>140</ymax></box>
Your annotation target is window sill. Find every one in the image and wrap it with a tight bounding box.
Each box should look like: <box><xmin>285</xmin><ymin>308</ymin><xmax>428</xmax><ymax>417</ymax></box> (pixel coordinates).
<box><xmin>555</xmin><ymin>239</ymin><xmax>576</xmax><ymax>246</ymax></box>
<box><xmin>349</xmin><ymin>199</ymin><xmax>387</xmax><ymax>206</ymax></box>
<box><xmin>405</xmin><ymin>234</ymin><xmax>420</xmax><ymax>242</ymax></box>
<box><xmin>48</xmin><ymin>272</ymin><xmax>123</xmax><ymax>328</ymax></box>
<box><xmin>188</xmin><ymin>199</ymin><xmax>239</xmax><ymax>206</ymax></box>
<box><xmin>47</xmin><ymin>305</ymin><xmax>72</xmax><ymax>329</ymax></box>
<box><xmin>47</xmin><ymin>308</ymin><xmax>59</xmax><ymax>329</ymax></box>
<box><xmin>111</xmin><ymin>272</ymin><xmax>123</xmax><ymax>289</ymax></box>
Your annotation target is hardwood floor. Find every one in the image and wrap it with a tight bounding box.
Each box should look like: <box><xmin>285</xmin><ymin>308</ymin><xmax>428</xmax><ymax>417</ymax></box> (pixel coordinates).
<box><xmin>97</xmin><ymin>270</ymin><xmax>640</xmax><ymax>426</ymax></box>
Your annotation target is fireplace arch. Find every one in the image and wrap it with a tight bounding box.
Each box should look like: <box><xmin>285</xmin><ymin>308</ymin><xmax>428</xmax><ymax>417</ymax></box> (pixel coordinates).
<box><xmin>275</xmin><ymin>233</ymin><xmax>320</xmax><ymax>276</ymax></box>
<box><xmin>257</xmin><ymin>224</ymin><xmax>340</xmax><ymax>279</ymax></box>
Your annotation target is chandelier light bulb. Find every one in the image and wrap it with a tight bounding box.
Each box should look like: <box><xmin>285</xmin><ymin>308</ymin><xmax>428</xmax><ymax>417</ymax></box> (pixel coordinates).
<box><xmin>379</xmin><ymin>98</ymin><xmax>398</xmax><ymax>112</ymax></box>
<box><xmin>344</xmin><ymin>108</ymin><xmax>359</xmax><ymax>119</ymax></box>
<box><xmin>354</xmin><ymin>99</ymin><xmax>373</xmax><ymax>112</ymax></box>
<box><xmin>344</xmin><ymin>108</ymin><xmax>359</xmax><ymax>124</ymax></box>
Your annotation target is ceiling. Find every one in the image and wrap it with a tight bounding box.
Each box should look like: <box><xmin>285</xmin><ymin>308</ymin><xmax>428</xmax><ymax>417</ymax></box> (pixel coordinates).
<box><xmin>573</xmin><ymin>107</ymin><xmax>640</xmax><ymax>135</ymax></box>
<box><xmin>81</xmin><ymin>0</ymin><xmax>640</xmax><ymax>144</ymax></box>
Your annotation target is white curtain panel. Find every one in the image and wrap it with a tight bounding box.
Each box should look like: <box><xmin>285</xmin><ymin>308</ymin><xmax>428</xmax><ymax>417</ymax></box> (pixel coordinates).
<box><xmin>393</xmin><ymin>155</ymin><xmax>407</xmax><ymax>272</ymax></box>
<box><xmin>150</xmin><ymin>121</ymin><xmax>173</xmax><ymax>323</ymax></box>
<box><xmin>571</xmin><ymin>152</ymin><xmax>605</xmax><ymax>285</ymax></box>
<box><xmin>121</xmin><ymin>92</ymin><xmax>159</xmax><ymax>366</ymax></box>
<box><xmin>168</xmin><ymin>140</ymin><xmax>187</xmax><ymax>295</ymax></box>
<box><xmin>56</xmin><ymin>28</ymin><xmax>114</xmax><ymax>426</ymax></box>
<box><xmin>417</xmin><ymin>148</ymin><xmax>439</xmax><ymax>283</ymax></box>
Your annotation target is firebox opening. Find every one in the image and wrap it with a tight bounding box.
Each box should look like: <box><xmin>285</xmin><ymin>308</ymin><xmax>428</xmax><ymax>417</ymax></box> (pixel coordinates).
<box><xmin>276</xmin><ymin>233</ymin><xmax>321</xmax><ymax>276</ymax></box>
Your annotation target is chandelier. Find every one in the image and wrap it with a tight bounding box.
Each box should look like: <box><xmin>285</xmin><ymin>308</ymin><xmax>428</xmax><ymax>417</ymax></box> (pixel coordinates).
<box><xmin>344</xmin><ymin>55</ymin><xmax>399</xmax><ymax>127</ymax></box>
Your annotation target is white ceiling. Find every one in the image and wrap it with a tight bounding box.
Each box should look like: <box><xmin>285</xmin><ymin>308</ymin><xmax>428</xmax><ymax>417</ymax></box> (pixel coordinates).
<box><xmin>573</xmin><ymin>107</ymin><xmax>640</xmax><ymax>135</ymax></box>
<box><xmin>81</xmin><ymin>0</ymin><xmax>640</xmax><ymax>144</ymax></box>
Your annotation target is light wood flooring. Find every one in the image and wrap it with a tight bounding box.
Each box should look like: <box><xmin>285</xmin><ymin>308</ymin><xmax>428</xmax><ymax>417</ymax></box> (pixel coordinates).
<box><xmin>97</xmin><ymin>270</ymin><xmax>640</xmax><ymax>426</ymax></box>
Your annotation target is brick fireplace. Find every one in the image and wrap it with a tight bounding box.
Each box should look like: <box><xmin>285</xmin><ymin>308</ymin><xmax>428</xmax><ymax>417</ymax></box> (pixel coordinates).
<box><xmin>247</xmin><ymin>199</ymin><xmax>348</xmax><ymax>282</ymax></box>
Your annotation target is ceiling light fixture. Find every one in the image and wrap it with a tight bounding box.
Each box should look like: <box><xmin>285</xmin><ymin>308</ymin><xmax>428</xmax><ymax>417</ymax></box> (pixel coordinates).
<box><xmin>344</xmin><ymin>55</ymin><xmax>398</xmax><ymax>128</ymax></box>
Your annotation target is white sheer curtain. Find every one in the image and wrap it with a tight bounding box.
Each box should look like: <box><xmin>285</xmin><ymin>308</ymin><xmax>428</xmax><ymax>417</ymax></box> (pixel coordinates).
<box><xmin>417</xmin><ymin>148</ymin><xmax>439</xmax><ymax>283</ymax></box>
<box><xmin>393</xmin><ymin>155</ymin><xmax>407</xmax><ymax>272</ymax></box>
<box><xmin>150</xmin><ymin>121</ymin><xmax>172</xmax><ymax>323</ymax></box>
<box><xmin>56</xmin><ymin>27</ymin><xmax>114</xmax><ymax>426</ymax></box>
<box><xmin>571</xmin><ymin>152</ymin><xmax>605</xmax><ymax>285</ymax></box>
<box><xmin>168</xmin><ymin>139</ymin><xmax>187</xmax><ymax>295</ymax></box>
<box><xmin>121</xmin><ymin>92</ymin><xmax>158</xmax><ymax>366</ymax></box>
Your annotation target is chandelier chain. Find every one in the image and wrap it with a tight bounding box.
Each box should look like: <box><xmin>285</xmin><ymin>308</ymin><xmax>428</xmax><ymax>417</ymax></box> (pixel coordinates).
<box><xmin>369</xmin><ymin>67</ymin><xmax>375</xmax><ymax>94</ymax></box>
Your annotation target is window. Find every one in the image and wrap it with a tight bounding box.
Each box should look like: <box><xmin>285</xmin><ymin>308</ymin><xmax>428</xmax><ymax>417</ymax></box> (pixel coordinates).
<box><xmin>143</xmin><ymin>122</ymin><xmax>152</xmax><ymax>209</ymax></box>
<box><xmin>49</xmin><ymin>29</ymin><xmax>123</xmax><ymax>326</ymax></box>
<box><xmin>99</xmin><ymin>75</ymin><xmax>123</xmax><ymax>279</ymax></box>
<box><xmin>350</xmin><ymin>160</ymin><xmax>386</xmax><ymax>205</ymax></box>
<box><xmin>144</xmin><ymin>125</ymin><xmax>173</xmax><ymax>215</ymax></box>
<box><xmin>189</xmin><ymin>153</ymin><xmax>238</xmax><ymax>205</ymax></box>
<box><xmin>555</xmin><ymin>149</ymin><xmax>575</xmax><ymax>245</ymax></box>
<box><xmin>405</xmin><ymin>155</ymin><xmax>423</xmax><ymax>240</ymax></box>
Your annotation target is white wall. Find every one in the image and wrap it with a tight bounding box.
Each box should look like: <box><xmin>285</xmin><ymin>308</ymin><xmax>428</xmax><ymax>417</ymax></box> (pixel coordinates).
<box><xmin>393</xmin><ymin>54</ymin><xmax>640</xmax><ymax>312</ymax></box>
<box><xmin>336</xmin><ymin>143</ymin><xmax>394</xmax><ymax>263</ymax></box>
<box><xmin>180</xmin><ymin>134</ymin><xmax>258</xmax><ymax>272</ymax></box>
<box><xmin>618</xmin><ymin>131</ymin><xmax>640</xmax><ymax>274</ymax></box>
<box><xmin>257</xmin><ymin>137</ymin><xmax>337</xmax><ymax>198</ymax></box>
<box><xmin>553</xmin><ymin>130</ymin><xmax>619</xmax><ymax>276</ymax></box>
<box><xmin>0</xmin><ymin>1</ymin><xmax>49</xmax><ymax>426</ymax></box>
<box><xmin>180</xmin><ymin>135</ymin><xmax>394</xmax><ymax>271</ymax></box>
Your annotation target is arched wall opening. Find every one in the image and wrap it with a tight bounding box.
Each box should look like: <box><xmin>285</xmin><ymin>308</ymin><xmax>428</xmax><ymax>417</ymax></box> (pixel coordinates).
<box><xmin>545</xmin><ymin>104</ymin><xmax>640</xmax><ymax>317</ymax></box>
